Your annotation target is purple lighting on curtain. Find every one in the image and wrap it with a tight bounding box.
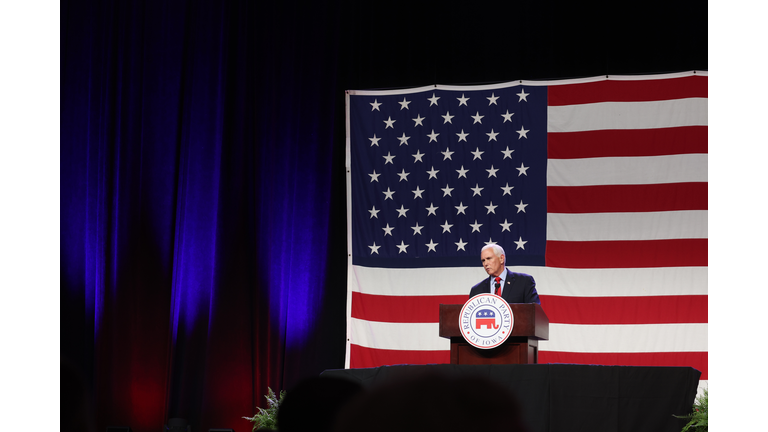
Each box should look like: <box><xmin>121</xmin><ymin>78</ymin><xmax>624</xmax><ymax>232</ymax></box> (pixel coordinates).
<box><xmin>61</xmin><ymin>1</ymin><xmax>344</xmax><ymax>431</ymax></box>
<box><xmin>256</xmin><ymin>123</ymin><xmax>332</xmax><ymax>350</ymax></box>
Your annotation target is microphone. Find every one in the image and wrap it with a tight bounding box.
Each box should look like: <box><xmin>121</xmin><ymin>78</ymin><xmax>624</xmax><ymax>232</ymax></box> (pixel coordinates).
<box><xmin>494</xmin><ymin>281</ymin><xmax>500</xmax><ymax>290</ymax></box>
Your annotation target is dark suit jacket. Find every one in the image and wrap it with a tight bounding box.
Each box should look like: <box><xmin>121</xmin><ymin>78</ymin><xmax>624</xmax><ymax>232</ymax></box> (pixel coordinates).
<box><xmin>469</xmin><ymin>268</ymin><xmax>540</xmax><ymax>304</ymax></box>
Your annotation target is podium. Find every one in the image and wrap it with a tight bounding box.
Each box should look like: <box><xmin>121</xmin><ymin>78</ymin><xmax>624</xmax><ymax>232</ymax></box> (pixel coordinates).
<box><xmin>439</xmin><ymin>303</ymin><xmax>549</xmax><ymax>365</ymax></box>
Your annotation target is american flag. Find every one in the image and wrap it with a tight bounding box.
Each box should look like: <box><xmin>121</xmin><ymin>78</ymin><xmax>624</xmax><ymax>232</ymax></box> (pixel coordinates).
<box><xmin>344</xmin><ymin>71</ymin><xmax>707</xmax><ymax>392</ymax></box>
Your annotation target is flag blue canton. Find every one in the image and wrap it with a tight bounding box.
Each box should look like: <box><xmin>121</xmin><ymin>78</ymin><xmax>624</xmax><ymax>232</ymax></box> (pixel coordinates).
<box><xmin>349</xmin><ymin>86</ymin><xmax>548</xmax><ymax>268</ymax></box>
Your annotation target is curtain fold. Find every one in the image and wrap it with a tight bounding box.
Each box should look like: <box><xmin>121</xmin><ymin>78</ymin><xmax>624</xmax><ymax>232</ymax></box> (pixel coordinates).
<box><xmin>62</xmin><ymin>1</ymin><xmax>345</xmax><ymax>431</ymax></box>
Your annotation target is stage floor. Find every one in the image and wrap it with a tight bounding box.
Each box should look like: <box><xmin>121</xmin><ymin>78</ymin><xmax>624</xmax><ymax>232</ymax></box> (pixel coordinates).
<box><xmin>322</xmin><ymin>363</ymin><xmax>701</xmax><ymax>432</ymax></box>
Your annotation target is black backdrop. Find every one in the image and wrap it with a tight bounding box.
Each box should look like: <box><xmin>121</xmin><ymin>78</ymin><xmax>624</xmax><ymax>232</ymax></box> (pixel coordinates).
<box><xmin>60</xmin><ymin>1</ymin><xmax>707</xmax><ymax>431</ymax></box>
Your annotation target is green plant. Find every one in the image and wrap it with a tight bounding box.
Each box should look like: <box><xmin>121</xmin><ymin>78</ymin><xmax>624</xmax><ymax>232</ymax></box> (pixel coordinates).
<box><xmin>675</xmin><ymin>388</ymin><xmax>707</xmax><ymax>432</ymax></box>
<box><xmin>243</xmin><ymin>387</ymin><xmax>286</xmax><ymax>431</ymax></box>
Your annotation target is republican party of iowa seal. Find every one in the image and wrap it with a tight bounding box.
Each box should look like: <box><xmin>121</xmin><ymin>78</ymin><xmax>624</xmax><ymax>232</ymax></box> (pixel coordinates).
<box><xmin>459</xmin><ymin>293</ymin><xmax>514</xmax><ymax>349</ymax></box>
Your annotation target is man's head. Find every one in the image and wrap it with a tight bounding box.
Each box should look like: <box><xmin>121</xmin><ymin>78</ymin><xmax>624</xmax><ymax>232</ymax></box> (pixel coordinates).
<box><xmin>480</xmin><ymin>244</ymin><xmax>506</xmax><ymax>277</ymax></box>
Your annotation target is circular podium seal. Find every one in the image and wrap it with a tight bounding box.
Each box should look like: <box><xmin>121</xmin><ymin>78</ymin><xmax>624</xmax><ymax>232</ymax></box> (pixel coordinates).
<box><xmin>459</xmin><ymin>293</ymin><xmax>514</xmax><ymax>349</ymax></box>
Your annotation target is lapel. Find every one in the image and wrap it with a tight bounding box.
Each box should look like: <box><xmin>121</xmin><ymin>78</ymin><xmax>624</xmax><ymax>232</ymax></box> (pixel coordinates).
<box><xmin>502</xmin><ymin>269</ymin><xmax>514</xmax><ymax>301</ymax></box>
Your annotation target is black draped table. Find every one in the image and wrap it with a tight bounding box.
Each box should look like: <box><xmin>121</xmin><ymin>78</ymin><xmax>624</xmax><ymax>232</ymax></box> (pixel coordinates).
<box><xmin>322</xmin><ymin>363</ymin><xmax>701</xmax><ymax>432</ymax></box>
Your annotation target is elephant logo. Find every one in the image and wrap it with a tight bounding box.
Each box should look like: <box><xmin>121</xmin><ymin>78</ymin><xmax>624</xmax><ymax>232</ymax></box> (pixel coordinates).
<box><xmin>475</xmin><ymin>309</ymin><xmax>499</xmax><ymax>329</ymax></box>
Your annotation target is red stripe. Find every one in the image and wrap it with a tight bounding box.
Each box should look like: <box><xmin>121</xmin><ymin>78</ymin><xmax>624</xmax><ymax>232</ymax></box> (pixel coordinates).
<box><xmin>547</xmin><ymin>183</ymin><xmax>708</xmax><ymax>213</ymax></box>
<box><xmin>548</xmin><ymin>126</ymin><xmax>707</xmax><ymax>159</ymax></box>
<box><xmin>351</xmin><ymin>292</ymin><xmax>467</xmax><ymax>323</ymax></box>
<box><xmin>545</xmin><ymin>239</ymin><xmax>708</xmax><ymax>268</ymax></box>
<box><xmin>349</xmin><ymin>344</ymin><xmax>450</xmax><ymax>369</ymax></box>
<box><xmin>350</xmin><ymin>346</ymin><xmax>708</xmax><ymax>380</ymax></box>
<box><xmin>538</xmin><ymin>351</ymin><xmax>708</xmax><ymax>380</ymax></box>
<box><xmin>353</xmin><ymin>292</ymin><xmax>708</xmax><ymax>325</ymax></box>
<box><xmin>539</xmin><ymin>295</ymin><xmax>708</xmax><ymax>325</ymax></box>
<box><xmin>548</xmin><ymin>75</ymin><xmax>707</xmax><ymax>106</ymax></box>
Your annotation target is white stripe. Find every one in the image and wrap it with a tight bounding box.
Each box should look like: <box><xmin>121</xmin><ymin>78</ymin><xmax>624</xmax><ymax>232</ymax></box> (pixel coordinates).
<box><xmin>350</xmin><ymin>265</ymin><xmax>482</xmax><ymax>296</ymax></box>
<box><xmin>345</xmin><ymin>92</ymin><xmax>355</xmax><ymax>368</ymax></box>
<box><xmin>351</xmin><ymin>318</ymin><xmax>707</xmax><ymax>353</ymax></box>
<box><xmin>547</xmin><ymin>154</ymin><xmax>708</xmax><ymax>186</ymax></box>
<box><xmin>547</xmin><ymin>210</ymin><xmax>708</xmax><ymax>241</ymax></box>
<box><xmin>350</xmin><ymin>318</ymin><xmax>449</xmax><ymax>351</ymax></box>
<box><xmin>527</xmin><ymin>267</ymin><xmax>708</xmax><ymax>297</ymax></box>
<box><xmin>346</xmin><ymin>71</ymin><xmax>705</xmax><ymax>95</ymax></box>
<box><xmin>696</xmin><ymin>380</ymin><xmax>708</xmax><ymax>400</ymax></box>
<box><xmin>350</xmin><ymin>265</ymin><xmax>708</xmax><ymax>297</ymax></box>
<box><xmin>547</xmin><ymin>98</ymin><xmax>708</xmax><ymax>132</ymax></box>
<box><xmin>345</xmin><ymin>92</ymin><xmax>351</xmax><ymax>168</ymax></box>
<box><xmin>538</xmin><ymin>323</ymin><xmax>708</xmax><ymax>353</ymax></box>
<box><xmin>347</xmin><ymin>85</ymin><xmax>439</xmax><ymax>97</ymax></box>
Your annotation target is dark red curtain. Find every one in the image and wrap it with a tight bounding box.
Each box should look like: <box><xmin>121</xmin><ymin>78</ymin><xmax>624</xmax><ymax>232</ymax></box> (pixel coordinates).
<box><xmin>60</xmin><ymin>1</ymin><xmax>706</xmax><ymax>431</ymax></box>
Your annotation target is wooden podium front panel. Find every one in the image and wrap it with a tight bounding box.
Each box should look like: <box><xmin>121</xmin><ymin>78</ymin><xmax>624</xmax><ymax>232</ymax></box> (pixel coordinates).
<box><xmin>454</xmin><ymin>341</ymin><xmax>524</xmax><ymax>365</ymax></box>
<box><xmin>451</xmin><ymin>337</ymin><xmax>538</xmax><ymax>365</ymax></box>
<box><xmin>440</xmin><ymin>303</ymin><xmax>547</xmax><ymax>365</ymax></box>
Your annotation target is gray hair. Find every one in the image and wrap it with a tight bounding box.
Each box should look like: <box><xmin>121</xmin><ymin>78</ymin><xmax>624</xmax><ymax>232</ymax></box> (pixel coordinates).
<box><xmin>481</xmin><ymin>244</ymin><xmax>506</xmax><ymax>265</ymax></box>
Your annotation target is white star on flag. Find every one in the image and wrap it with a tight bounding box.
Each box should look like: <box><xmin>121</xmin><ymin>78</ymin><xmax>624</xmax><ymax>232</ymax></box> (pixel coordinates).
<box><xmin>412</xmin><ymin>150</ymin><xmax>425</xmax><ymax>163</ymax></box>
<box><xmin>456</xmin><ymin>166</ymin><xmax>469</xmax><ymax>178</ymax></box>
<box><xmin>397</xmin><ymin>133</ymin><xmax>411</xmax><ymax>146</ymax></box>
<box><xmin>396</xmin><ymin>205</ymin><xmax>409</xmax><ymax>218</ymax></box>
<box><xmin>516</xmin><ymin>163</ymin><xmax>529</xmax><ymax>176</ymax></box>
<box><xmin>486</xmin><ymin>129</ymin><xmax>499</xmax><ymax>141</ymax></box>
<box><xmin>396</xmin><ymin>241</ymin><xmax>409</xmax><ymax>253</ymax></box>
<box><xmin>382</xmin><ymin>187</ymin><xmax>395</xmax><ymax>200</ymax></box>
<box><xmin>513</xmin><ymin>236</ymin><xmax>527</xmax><ymax>250</ymax></box>
<box><xmin>426</xmin><ymin>203</ymin><xmax>438</xmax><ymax>216</ymax></box>
<box><xmin>427</xmin><ymin>166</ymin><xmax>440</xmax><ymax>179</ymax></box>
<box><xmin>456</xmin><ymin>129</ymin><xmax>469</xmax><ymax>142</ymax></box>
<box><xmin>369</xmin><ymin>134</ymin><xmax>381</xmax><ymax>146</ymax></box>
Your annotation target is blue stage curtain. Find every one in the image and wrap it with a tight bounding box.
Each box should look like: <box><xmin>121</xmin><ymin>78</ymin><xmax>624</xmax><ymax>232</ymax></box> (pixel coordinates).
<box><xmin>61</xmin><ymin>1</ymin><xmax>346</xmax><ymax>431</ymax></box>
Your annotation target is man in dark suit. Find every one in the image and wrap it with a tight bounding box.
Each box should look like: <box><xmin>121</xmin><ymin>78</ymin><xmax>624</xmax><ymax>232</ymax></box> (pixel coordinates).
<box><xmin>469</xmin><ymin>244</ymin><xmax>540</xmax><ymax>304</ymax></box>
